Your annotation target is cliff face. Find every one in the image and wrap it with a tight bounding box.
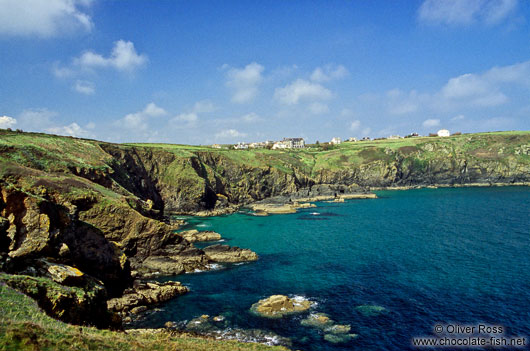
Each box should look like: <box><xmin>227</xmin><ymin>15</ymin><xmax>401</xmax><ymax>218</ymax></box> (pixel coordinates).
<box><xmin>94</xmin><ymin>133</ymin><xmax>530</xmax><ymax>213</ymax></box>
<box><xmin>0</xmin><ymin>130</ymin><xmax>528</xmax><ymax>326</ymax></box>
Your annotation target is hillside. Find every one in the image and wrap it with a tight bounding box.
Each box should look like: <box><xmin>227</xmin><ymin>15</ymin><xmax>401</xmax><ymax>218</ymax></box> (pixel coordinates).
<box><xmin>0</xmin><ymin>282</ymin><xmax>287</xmax><ymax>351</ymax></box>
<box><xmin>0</xmin><ymin>129</ymin><xmax>529</xmax><ymax>348</ymax></box>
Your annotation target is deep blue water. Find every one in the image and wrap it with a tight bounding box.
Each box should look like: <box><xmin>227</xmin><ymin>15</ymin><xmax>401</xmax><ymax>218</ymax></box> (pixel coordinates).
<box><xmin>136</xmin><ymin>187</ymin><xmax>530</xmax><ymax>350</ymax></box>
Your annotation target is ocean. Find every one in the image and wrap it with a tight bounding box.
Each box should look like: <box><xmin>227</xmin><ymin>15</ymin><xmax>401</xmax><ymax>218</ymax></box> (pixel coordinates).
<box><xmin>134</xmin><ymin>187</ymin><xmax>530</xmax><ymax>350</ymax></box>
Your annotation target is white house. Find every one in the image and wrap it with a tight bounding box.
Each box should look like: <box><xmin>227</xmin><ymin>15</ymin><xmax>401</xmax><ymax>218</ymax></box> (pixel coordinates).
<box><xmin>346</xmin><ymin>137</ymin><xmax>357</xmax><ymax>142</ymax></box>
<box><xmin>437</xmin><ymin>129</ymin><xmax>450</xmax><ymax>137</ymax></box>
<box><xmin>330</xmin><ymin>137</ymin><xmax>342</xmax><ymax>145</ymax></box>
<box><xmin>234</xmin><ymin>142</ymin><xmax>249</xmax><ymax>149</ymax></box>
<box><xmin>272</xmin><ymin>138</ymin><xmax>305</xmax><ymax>149</ymax></box>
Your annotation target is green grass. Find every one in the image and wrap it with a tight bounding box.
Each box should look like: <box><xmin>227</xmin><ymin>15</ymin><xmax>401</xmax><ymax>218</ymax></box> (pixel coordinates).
<box><xmin>0</xmin><ymin>282</ymin><xmax>288</xmax><ymax>351</ymax></box>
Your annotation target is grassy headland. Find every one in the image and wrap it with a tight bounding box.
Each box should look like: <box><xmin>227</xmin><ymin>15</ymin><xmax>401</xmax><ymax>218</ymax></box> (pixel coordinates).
<box><xmin>0</xmin><ymin>129</ymin><xmax>529</xmax><ymax>350</ymax></box>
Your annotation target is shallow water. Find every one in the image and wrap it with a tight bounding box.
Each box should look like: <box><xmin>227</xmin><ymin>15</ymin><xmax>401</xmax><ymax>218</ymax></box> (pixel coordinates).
<box><xmin>135</xmin><ymin>187</ymin><xmax>530</xmax><ymax>350</ymax></box>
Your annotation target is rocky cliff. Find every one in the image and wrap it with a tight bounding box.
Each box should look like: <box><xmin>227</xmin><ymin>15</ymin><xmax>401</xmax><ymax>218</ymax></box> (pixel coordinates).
<box><xmin>0</xmin><ymin>129</ymin><xmax>528</xmax><ymax>327</ymax></box>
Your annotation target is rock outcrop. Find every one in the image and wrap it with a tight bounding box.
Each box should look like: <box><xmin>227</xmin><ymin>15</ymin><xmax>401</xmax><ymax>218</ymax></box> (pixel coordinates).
<box><xmin>179</xmin><ymin>229</ymin><xmax>222</xmax><ymax>242</ymax></box>
<box><xmin>203</xmin><ymin>244</ymin><xmax>258</xmax><ymax>263</ymax></box>
<box><xmin>107</xmin><ymin>280</ymin><xmax>188</xmax><ymax>321</ymax></box>
<box><xmin>250</xmin><ymin>295</ymin><xmax>313</xmax><ymax>318</ymax></box>
<box><xmin>0</xmin><ymin>273</ymin><xmax>113</xmax><ymax>329</ymax></box>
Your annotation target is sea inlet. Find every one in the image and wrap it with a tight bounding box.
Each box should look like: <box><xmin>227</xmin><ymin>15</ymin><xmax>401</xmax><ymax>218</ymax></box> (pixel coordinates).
<box><xmin>133</xmin><ymin>187</ymin><xmax>530</xmax><ymax>351</ymax></box>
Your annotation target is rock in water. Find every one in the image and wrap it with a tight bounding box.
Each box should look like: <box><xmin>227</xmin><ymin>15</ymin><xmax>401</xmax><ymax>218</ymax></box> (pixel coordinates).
<box><xmin>203</xmin><ymin>244</ymin><xmax>258</xmax><ymax>263</ymax></box>
<box><xmin>300</xmin><ymin>313</ymin><xmax>334</xmax><ymax>329</ymax></box>
<box><xmin>324</xmin><ymin>333</ymin><xmax>358</xmax><ymax>344</ymax></box>
<box><xmin>250</xmin><ymin>295</ymin><xmax>313</xmax><ymax>318</ymax></box>
<box><xmin>107</xmin><ymin>280</ymin><xmax>188</xmax><ymax>314</ymax></box>
<box><xmin>355</xmin><ymin>304</ymin><xmax>386</xmax><ymax>317</ymax></box>
<box><xmin>179</xmin><ymin>230</ymin><xmax>222</xmax><ymax>243</ymax></box>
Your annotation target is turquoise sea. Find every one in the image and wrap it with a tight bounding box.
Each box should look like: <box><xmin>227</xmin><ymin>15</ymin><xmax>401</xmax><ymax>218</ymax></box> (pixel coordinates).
<box><xmin>136</xmin><ymin>187</ymin><xmax>530</xmax><ymax>350</ymax></box>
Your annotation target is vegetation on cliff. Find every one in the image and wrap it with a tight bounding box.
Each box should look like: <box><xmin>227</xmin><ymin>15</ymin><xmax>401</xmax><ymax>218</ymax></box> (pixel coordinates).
<box><xmin>0</xmin><ymin>282</ymin><xmax>288</xmax><ymax>351</ymax></box>
<box><xmin>0</xmin><ymin>129</ymin><xmax>528</xmax><ymax>348</ymax></box>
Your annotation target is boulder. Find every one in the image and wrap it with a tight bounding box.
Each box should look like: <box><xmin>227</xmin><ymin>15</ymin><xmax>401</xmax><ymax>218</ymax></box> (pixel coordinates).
<box><xmin>203</xmin><ymin>244</ymin><xmax>258</xmax><ymax>263</ymax></box>
<box><xmin>250</xmin><ymin>295</ymin><xmax>313</xmax><ymax>318</ymax></box>
<box><xmin>47</xmin><ymin>264</ymin><xmax>85</xmax><ymax>286</ymax></box>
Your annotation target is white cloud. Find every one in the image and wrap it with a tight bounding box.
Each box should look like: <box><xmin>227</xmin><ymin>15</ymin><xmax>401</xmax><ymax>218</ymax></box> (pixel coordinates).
<box><xmin>418</xmin><ymin>0</ymin><xmax>518</xmax><ymax>26</ymax></box>
<box><xmin>386</xmin><ymin>89</ymin><xmax>423</xmax><ymax>115</ymax></box>
<box><xmin>46</xmin><ymin>122</ymin><xmax>93</xmax><ymax>138</ymax></box>
<box><xmin>439</xmin><ymin>61</ymin><xmax>530</xmax><ymax>107</ymax></box>
<box><xmin>341</xmin><ymin>108</ymin><xmax>354</xmax><ymax>117</ymax></box>
<box><xmin>74</xmin><ymin>80</ymin><xmax>95</xmax><ymax>95</ymax></box>
<box><xmin>215</xmin><ymin>129</ymin><xmax>247</xmax><ymax>140</ymax></box>
<box><xmin>192</xmin><ymin>100</ymin><xmax>216</xmax><ymax>114</ymax></box>
<box><xmin>241</xmin><ymin>112</ymin><xmax>262</xmax><ymax>123</ymax></box>
<box><xmin>274</xmin><ymin>79</ymin><xmax>332</xmax><ymax>105</ymax></box>
<box><xmin>0</xmin><ymin>115</ymin><xmax>17</xmax><ymax>129</ymax></box>
<box><xmin>349</xmin><ymin>120</ymin><xmax>361</xmax><ymax>131</ymax></box>
<box><xmin>17</xmin><ymin>108</ymin><xmax>57</xmax><ymax>131</ymax></box>
<box><xmin>308</xmin><ymin>102</ymin><xmax>329</xmax><ymax>115</ymax></box>
<box><xmin>225</xmin><ymin>62</ymin><xmax>264</xmax><ymax>103</ymax></box>
<box><xmin>74</xmin><ymin>40</ymin><xmax>148</xmax><ymax>72</ymax></box>
<box><xmin>118</xmin><ymin>103</ymin><xmax>167</xmax><ymax>130</ymax></box>
<box><xmin>361</xmin><ymin>127</ymin><xmax>372</xmax><ymax>136</ymax></box>
<box><xmin>310</xmin><ymin>64</ymin><xmax>349</xmax><ymax>82</ymax></box>
<box><xmin>171</xmin><ymin>112</ymin><xmax>198</xmax><ymax>128</ymax></box>
<box><xmin>422</xmin><ymin>118</ymin><xmax>441</xmax><ymax>128</ymax></box>
<box><xmin>451</xmin><ymin>114</ymin><xmax>465</xmax><ymax>121</ymax></box>
<box><xmin>0</xmin><ymin>0</ymin><xmax>93</xmax><ymax>37</ymax></box>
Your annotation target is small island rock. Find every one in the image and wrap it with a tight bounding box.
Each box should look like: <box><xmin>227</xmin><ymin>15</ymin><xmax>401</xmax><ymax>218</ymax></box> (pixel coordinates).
<box><xmin>250</xmin><ymin>295</ymin><xmax>313</xmax><ymax>318</ymax></box>
<box><xmin>179</xmin><ymin>230</ymin><xmax>222</xmax><ymax>243</ymax></box>
<box><xmin>203</xmin><ymin>244</ymin><xmax>258</xmax><ymax>263</ymax></box>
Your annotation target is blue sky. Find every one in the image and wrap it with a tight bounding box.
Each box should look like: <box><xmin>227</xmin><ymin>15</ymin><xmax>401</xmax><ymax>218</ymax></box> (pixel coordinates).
<box><xmin>0</xmin><ymin>0</ymin><xmax>529</xmax><ymax>144</ymax></box>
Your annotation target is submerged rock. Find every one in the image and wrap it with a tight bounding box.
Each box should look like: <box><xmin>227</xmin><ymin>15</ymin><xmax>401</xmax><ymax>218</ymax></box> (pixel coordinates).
<box><xmin>300</xmin><ymin>313</ymin><xmax>334</xmax><ymax>329</ymax></box>
<box><xmin>355</xmin><ymin>304</ymin><xmax>386</xmax><ymax>317</ymax></box>
<box><xmin>325</xmin><ymin>324</ymin><xmax>351</xmax><ymax>334</ymax></box>
<box><xmin>203</xmin><ymin>244</ymin><xmax>258</xmax><ymax>263</ymax></box>
<box><xmin>324</xmin><ymin>333</ymin><xmax>358</xmax><ymax>344</ymax></box>
<box><xmin>250</xmin><ymin>295</ymin><xmax>313</xmax><ymax>318</ymax></box>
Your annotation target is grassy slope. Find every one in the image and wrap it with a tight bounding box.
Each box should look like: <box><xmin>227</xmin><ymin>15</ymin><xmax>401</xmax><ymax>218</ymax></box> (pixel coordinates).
<box><xmin>2</xmin><ymin>130</ymin><xmax>529</xmax><ymax>181</ymax></box>
<box><xmin>0</xmin><ymin>283</ymin><xmax>287</xmax><ymax>351</ymax></box>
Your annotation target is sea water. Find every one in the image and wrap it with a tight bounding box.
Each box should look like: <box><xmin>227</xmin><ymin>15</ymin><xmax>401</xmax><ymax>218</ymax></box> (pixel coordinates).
<box><xmin>135</xmin><ymin>187</ymin><xmax>530</xmax><ymax>350</ymax></box>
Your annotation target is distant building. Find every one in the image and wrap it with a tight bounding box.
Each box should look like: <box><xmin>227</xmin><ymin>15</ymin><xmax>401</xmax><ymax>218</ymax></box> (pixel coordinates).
<box><xmin>211</xmin><ymin>144</ymin><xmax>222</xmax><ymax>149</ymax></box>
<box><xmin>405</xmin><ymin>132</ymin><xmax>419</xmax><ymax>138</ymax></box>
<box><xmin>284</xmin><ymin>137</ymin><xmax>305</xmax><ymax>148</ymax></box>
<box><xmin>437</xmin><ymin>129</ymin><xmax>450</xmax><ymax>137</ymax></box>
<box><xmin>346</xmin><ymin>137</ymin><xmax>357</xmax><ymax>142</ymax></box>
<box><xmin>388</xmin><ymin>135</ymin><xmax>401</xmax><ymax>140</ymax></box>
<box><xmin>273</xmin><ymin>138</ymin><xmax>305</xmax><ymax>149</ymax></box>
<box><xmin>234</xmin><ymin>142</ymin><xmax>249</xmax><ymax>149</ymax></box>
<box><xmin>330</xmin><ymin>137</ymin><xmax>342</xmax><ymax>145</ymax></box>
<box><xmin>360</xmin><ymin>136</ymin><xmax>371</xmax><ymax>141</ymax></box>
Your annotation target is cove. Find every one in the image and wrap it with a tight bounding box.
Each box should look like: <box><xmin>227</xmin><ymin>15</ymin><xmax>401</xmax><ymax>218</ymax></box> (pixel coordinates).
<box><xmin>134</xmin><ymin>187</ymin><xmax>530</xmax><ymax>351</ymax></box>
